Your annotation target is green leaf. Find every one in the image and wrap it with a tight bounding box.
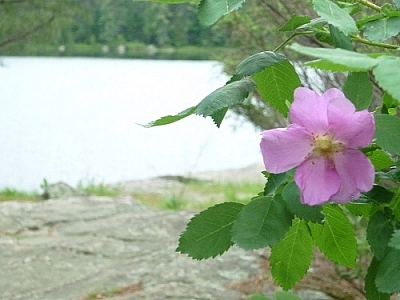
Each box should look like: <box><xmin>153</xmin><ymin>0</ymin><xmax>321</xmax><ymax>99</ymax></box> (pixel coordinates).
<box><xmin>344</xmin><ymin>202</ymin><xmax>372</xmax><ymax>217</ymax></box>
<box><xmin>211</xmin><ymin>107</ymin><xmax>228</xmax><ymax>128</ymax></box>
<box><xmin>310</xmin><ymin>205</ymin><xmax>357</xmax><ymax>267</ymax></box>
<box><xmin>279</xmin><ymin>15</ymin><xmax>312</xmax><ymax>32</ymax></box>
<box><xmin>329</xmin><ymin>24</ymin><xmax>353</xmax><ymax>50</ymax></box>
<box><xmin>282</xmin><ymin>181</ymin><xmax>324</xmax><ymax>223</ymax></box>
<box><xmin>195</xmin><ymin>78</ymin><xmax>256</xmax><ymax>118</ymax></box>
<box><xmin>275</xmin><ymin>291</ymin><xmax>303</xmax><ymax>300</ymax></box>
<box><xmin>270</xmin><ymin>218</ymin><xmax>314</xmax><ymax>290</ymax></box>
<box><xmin>364</xmin><ymin>17</ymin><xmax>400</xmax><ymax>43</ymax></box>
<box><xmin>248</xmin><ymin>294</ymin><xmax>272</xmax><ymax>300</ymax></box>
<box><xmin>366</xmin><ymin>149</ymin><xmax>394</xmax><ymax>171</ymax></box>
<box><xmin>374</xmin><ymin>114</ymin><xmax>400</xmax><ymax>156</ymax></box>
<box><xmin>342</xmin><ymin>72</ymin><xmax>372</xmax><ymax>110</ymax></box>
<box><xmin>394</xmin><ymin>0</ymin><xmax>400</xmax><ymax>9</ymax></box>
<box><xmin>232</xmin><ymin>195</ymin><xmax>293</xmax><ymax>249</ymax></box>
<box><xmin>362</xmin><ymin>185</ymin><xmax>396</xmax><ymax>204</ymax></box>
<box><xmin>365</xmin><ymin>257</ymin><xmax>391</xmax><ymax>300</ymax></box>
<box><xmin>383</xmin><ymin>92</ymin><xmax>400</xmax><ymax>108</ymax></box>
<box><xmin>388</xmin><ymin>229</ymin><xmax>400</xmax><ymax>250</ymax></box>
<box><xmin>236</xmin><ymin>51</ymin><xmax>286</xmax><ymax>77</ymax></box>
<box><xmin>376</xmin><ymin>247</ymin><xmax>400</xmax><ymax>293</ymax></box>
<box><xmin>141</xmin><ymin>106</ymin><xmax>196</xmax><ymax>128</ymax></box>
<box><xmin>134</xmin><ymin>0</ymin><xmax>190</xmax><ymax>3</ymax></box>
<box><xmin>373</xmin><ymin>56</ymin><xmax>400</xmax><ymax>101</ymax></box>
<box><xmin>252</xmin><ymin>60</ymin><xmax>301</xmax><ymax>117</ymax></box>
<box><xmin>390</xmin><ymin>196</ymin><xmax>400</xmax><ymax>223</ymax></box>
<box><xmin>198</xmin><ymin>0</ymin><xmax>246</xmax><ymax>26</ymax></box>
<box><xmin>367</xmin><ymin>210</ymin><xmax>393</xmax><ymax>260</ymax></box>
<box><xmin>312</xmin><ymin>0</ymin><xmax>358</xmax><ymax>34</ymax></box>
<box><xmin>264</xmin><ymin>172</ymin><xmax>289</xmax><ymax>196</ymax></box>
<box><xmin>289</xmin><ymin>43</ymin><xmax>378</xmax><ymax>71</ymax></box>
<box><xmin>176</xmin><ymin>202</ymin><xmax>244</xmax><ymax>259</ymax></box>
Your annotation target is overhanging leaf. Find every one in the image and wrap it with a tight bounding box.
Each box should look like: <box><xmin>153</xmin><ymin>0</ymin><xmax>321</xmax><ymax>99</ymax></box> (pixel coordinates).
<box><xmin>329</xmin><ymin>24</ymin><xmax>353</xmax><ymax>50</ymax></box>
<box><xmin>270</xmin><ymin>218</ymin><xmax>314</xmax><ymax>290</ymax></box>
<box><xmin>373</xmin><ymin>56</ymin><xmax>400</xmax><ymax>101</ymax></box>
<box><xmin>176</xmin><ymin>202</ymin><xmax>244</xmax><ymax>259</ymax></box>
<box><xmin>141</xmin><ymin>106</ymin><xmax>196</xmax><ymax>128</ymax></box>
<box><xmin>198</xmin><ymin>0</ymin><xmax>246</xmax><ymax>26</ymax></box>
<box><xmin>312</xmin><ymin>0</ymin><xmax>358</xmax><ymax>34</ymax></box>
<box><xmin>236</xmin><ymin>51</ymin><xmax>287</xmax><ymax>77</ymax></box>
<box><xmin>343</xmin><ymin>72</ymin><xmax>372</xmax><ymax>110</ymax></box>
<box><xmin>252</xmin><ymin>60</ymin><xmax>301</xmax><ymax>117</ymax></box>
<box><xmin>232</xmin><ymin>195</ymin><xmax>293</xmax><ymax>249</ymax></box>
<box><xmin>310</xmin><ymin>205</ymin><xmax>357</xmax><ymax>267</ymax></box>
<box><xmin>195</xmin><ymin>78</ymin><xmax>256</xmax><ymax>119</ymax></box>
<box><xmin>374</xmin><ymin>114</ymin><xmax>400</xmax><ymax>156</ymax></box>
<box><xmin>289</xmin><ymin>43</ymin><xmax>378</xmax><ymax>71</ymax></box>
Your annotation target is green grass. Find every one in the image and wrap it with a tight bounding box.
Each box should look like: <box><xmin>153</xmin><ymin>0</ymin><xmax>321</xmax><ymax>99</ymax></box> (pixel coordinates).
<box><xmin>131</xmin><ymin>180</ymin><xmax>265</xmax><ymax>211</ymax></box>
<box><xmin>0</xmin><ymin>188</ymin><xmax>38</xmax><ymax>202</ymax></box>
<box><xmin>76</xmin><ymin>179</ymin><xmax>121</xmax><ymax>197</ymax></box>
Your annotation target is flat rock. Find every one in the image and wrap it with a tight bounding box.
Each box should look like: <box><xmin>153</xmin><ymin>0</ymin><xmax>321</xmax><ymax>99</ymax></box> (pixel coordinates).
<box><xmin>0</xmin><ymin>197</ymin><xmax>262</xmax><ymax>300</ymax></box>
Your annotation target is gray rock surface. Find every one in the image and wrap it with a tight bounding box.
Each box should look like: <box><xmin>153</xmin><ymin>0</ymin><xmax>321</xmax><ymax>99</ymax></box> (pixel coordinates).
<box><xmin>0</xmin><ymin>196</ymin><xmax>264</xmax><ymax>300</ymax></box>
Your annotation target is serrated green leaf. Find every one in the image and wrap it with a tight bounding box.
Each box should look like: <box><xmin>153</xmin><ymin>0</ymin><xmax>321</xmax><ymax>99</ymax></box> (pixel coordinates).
<box><xmin>337</xmin><ymin>1</ymin><xmax>362</xmax><ymax>15</ymax></box>
<box><xmin>275</xmin><ymin>290</ymin><xmax>303</xmax><ymax>300</ymax></box>
<box><xmin>252</xmin><ymin>60</ymin><xmax>300</xmax><ymax>117</ymax></box>
<box><xmin>290</xmin><ymin>43</ymin><xmax>378</xmax><ymax>71</ymax></box>
<box><xmin>310</xmin><ymin>205</ymin><xmax>357</xmax><ymax>267</ymax></box>
<box><xmin>279</xmin><ymin>15</ymin><xmax>311</xmax><ymax>32</ymax></box>
<box><xmin>236</xmin><ymin>51</ymin><xmax>286</xmax><ymax>77</ymax></box>
<box><xmin>264</xmin><ymin>172</ymin><xmax>289</xmax><ymax>196</ymax></box>
<box><xmin>232</xmin><ymin>195</ymin><xmax>293</xmax><ymax>249</ymax></box>
<box><xmin>176</xmin><ymin>202</ymin><xmax>244</xmax><ymax>259</ymax></box>
<box><xmin>390</xmin><ymin>196</ymin><xmax>400</xmax><ymax>222</ymax></box>
<box><xmin>365</xmin><ymin>257</ymin><xmax>391</xmax><ymax>300</ymax></box>
<box><xmin>342</xmin><ymin>72</ymin><xmax>372</xmax><ymax>110</ymax></box>
<box><xmin>373</xmin><ymin>56</ymin><xmax>400</xmax><ymax>101</ymax></box>
<box><xmin>211</xmin><ymin>107</ymin><xmax>228</xmax><ymax>128</ymax></box>
<box><xmin>198</xmin><ymin>0</ymin><xmax>246</xmax><ymax>26</ymax></box>
<box><xmin>388</xmin><ymin>229</ymin><xmax>400</xmax><ymax>250</ymax></box>
<box><xmin>312</xmin><ymin>0</ymin><xmax>358</xmax><ymax>34</ymax></box>
<box><xmin>306</xmin><ymin>59</ymin><xmax>360</xmax><ymax>72</ymax></box>
<box><xmin>195</xmin><ymin>78</ymin><xmax>255</xmax><ymax>119</ymax></box>
<box><xmin>282</xmin><ymin>181</ymin><xmax>324</xmax><ymax>223</ymax></box>
<box><xmin>329</xmin><ymin>24</ymin><xmax>353</xmax><ymax>50</ymax></box>
<box><xmin>383</xmin><ymin>92</ymin><xmax>400</xmax><ymax>108</ymax></box>
<box><xmin>367</xmin><ymin>210</ymin><xmax>393</xmax><ymax>260</ymax></box>
<box><xmin>364</xmin><ymin>17</ymin><xmax>400</xmax><ymax>43</ymax></box>
<box><xmin>374</xmin><ymin>114</ymin><xmax>400</xmax><ymax>156</ymax></box>
<box><xmin>376</xmin><ymin>247</ymin><xmax>400</xmax><ymax>293</ymax></box>
<box><xmin>141</xmin><ymin>106</ymin><xmax>196</xmax><ymax>128</ymax></box>
<box><xmin>270</xmin><ymin>218</ymin><xmax>313</xmax><ymax>290</ymax></box>
<box><xmin>366</xmin><ymin>149</ymin><xmax>394</xmax><ymax>171</ymax></box>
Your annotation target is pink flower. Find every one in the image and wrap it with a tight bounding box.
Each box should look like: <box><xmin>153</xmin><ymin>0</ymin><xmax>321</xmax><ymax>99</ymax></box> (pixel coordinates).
<box><xmin>260</xmin><ymin>87</ymin><xmax>375</xmax><ymax>206</ymax></box>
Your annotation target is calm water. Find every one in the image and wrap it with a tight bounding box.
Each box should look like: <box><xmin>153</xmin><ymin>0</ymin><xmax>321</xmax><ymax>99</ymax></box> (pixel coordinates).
<box><xmin>0</xmin><ymin>57</ymin><xmax>262</xmax><ymax>190</ymax></box>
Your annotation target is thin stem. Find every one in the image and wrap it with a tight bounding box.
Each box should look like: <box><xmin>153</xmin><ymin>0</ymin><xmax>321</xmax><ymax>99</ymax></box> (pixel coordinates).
<box><xmin>273</xmin><ymin>31</ymin><xmax>314</xmax><ymax>52</ymax></box>
<box><xmin>351</xmin><ymin>34</ymin><xmax>399</xmax><ymax>50</ymax></box>
<box><xmin>356</xmin><ymin>0</ymin><xmax>381</xmax><ymax>12</ymax></box>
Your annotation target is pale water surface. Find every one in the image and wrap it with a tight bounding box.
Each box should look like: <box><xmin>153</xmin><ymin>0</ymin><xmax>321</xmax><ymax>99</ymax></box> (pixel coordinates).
<box><xmin>0</xmin><ymin>57</ymin><xmax>262</xmax><ymax>190</ymax></box>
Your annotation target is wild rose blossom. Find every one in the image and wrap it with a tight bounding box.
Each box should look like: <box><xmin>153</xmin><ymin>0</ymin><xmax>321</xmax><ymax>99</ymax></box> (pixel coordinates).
<box><xmin>260</xmin><ymin>87</ymin><xmax>375</xmax><ymax>206</ymax></box>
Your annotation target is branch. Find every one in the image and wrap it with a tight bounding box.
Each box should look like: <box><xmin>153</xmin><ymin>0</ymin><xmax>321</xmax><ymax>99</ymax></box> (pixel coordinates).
<box><xmin>0</xmin><ymin>11</ymin><xmax>55</xmax><ymax>47</ymax></box>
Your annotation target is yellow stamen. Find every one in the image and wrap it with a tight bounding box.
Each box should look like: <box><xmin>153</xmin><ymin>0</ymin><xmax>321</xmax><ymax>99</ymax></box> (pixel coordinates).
<box><xmin>313</xmin><ymin>134</ymin><xmax>343</xmax><ymax>159</ymax></box>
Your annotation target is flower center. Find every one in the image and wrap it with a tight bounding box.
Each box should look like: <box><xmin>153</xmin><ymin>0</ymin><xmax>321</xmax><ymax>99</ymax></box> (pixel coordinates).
<box><xmin>313</xmin><ymin>133</ymin><xmax>343</xmax><ymax>159</ymax></box>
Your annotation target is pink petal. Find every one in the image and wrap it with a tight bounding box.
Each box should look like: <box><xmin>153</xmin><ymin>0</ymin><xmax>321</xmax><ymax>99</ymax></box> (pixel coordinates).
<box><xmin>327</xmin><ymin>97</ymin><xmax>375</xmax><ymax>148</ymax></box>
<box><xmin>289</xmin><ymin>87</ymin><xmax>330</xmax><ymax>134</ymax></box>
<box><xmin>294</xmin><ymin>157</ymin><xmax>341</xmax><ymax>206</ymax></box>
<box><xmin>260</xmin><ymin>124</ymin><xmax>313</xmax><ymax>173</ymax></box>
<box><xmin>331</xmin><ymin>149</ymin><xmax>375</xmax><ymax>203</ymax></box>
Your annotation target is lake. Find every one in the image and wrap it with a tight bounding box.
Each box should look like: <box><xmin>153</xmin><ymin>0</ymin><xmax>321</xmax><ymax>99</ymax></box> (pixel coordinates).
<box><xmin>0</xmin><ymin>57</ymin><xmax>262</xmax><ymax>191</ymax></box>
